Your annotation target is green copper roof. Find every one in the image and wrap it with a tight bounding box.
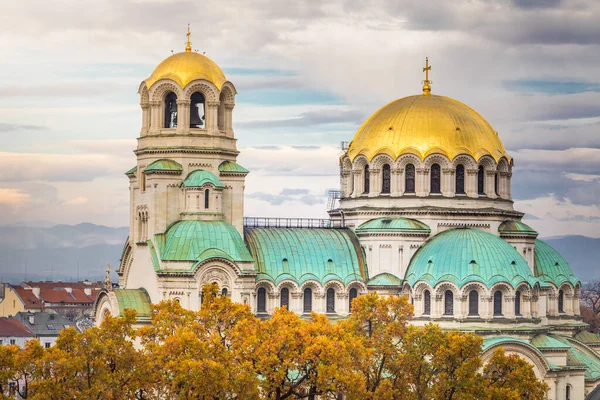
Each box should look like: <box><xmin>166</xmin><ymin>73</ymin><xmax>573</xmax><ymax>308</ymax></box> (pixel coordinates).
<box><xmin>113</xmin><ymin>289</ymin><xmax>152</xmax><ymax>318</ymax></box>
<box><xmin>154</xmin><ymin>220</ymin><xmax>253</xmax><ymax>267</ymax></box>
<box><xmin>534</xmin><ymin>239</ymin><xmax>580</xmax><ymax>287</ymax></box>
<box><xmin>405</xmin><ymin>228</ymin><xmax>539</xmax><ymax>289</ymax></box>
<box><xmin>498</xmin><ymin>220</ymin><xmax>538</xmax><ymax>236</ymax></box>
<box><xmin>482</xmin><ymin>336</ymin><xmax>536</xmax><ymax>352</ymax></box>
<box><xmin>367</xmin><ymin>273</ymin><xmax>402</xmax><ymax>286</ymax></box>
<box><xmin>356</xmin><ymin>217</ymin><xmax>430</xmax><ymax>234</ymax></box>
<box><xmin>125</xmin><ymin>166</ymin><xmax>137</xmax><ymax>176</ymax></box>
<box><xmin>245</xmin><ymin>228</ymin><xmax>367</xmax><ymax>286</ymax></box>
<box><xmin>144</xmin><ymin>159</ymin><xmax>183</xmax><ymax>172</ymax></box>
<box><xmin>575</xmin><ymin>331</ymin><xmax>600</xmax><ymax>344</ymax></box>
<box><xmin>531</xmin><ymin>334</ymin><xmax>571</xmax><ymax>349</ymax></box>
<box><xmin>182</xmin><ymin>169</ymin><xmax>225</xmax><ymax>188</ymax></box>
<box><xmin>219</xmin><ymin>160</ymin><xmax>249</xmax><ymax>174</ymax></box>
<box><xmin>547</xmin><ymin>335</ymin><xmax>600</xmax><ymax>380</ymax></box>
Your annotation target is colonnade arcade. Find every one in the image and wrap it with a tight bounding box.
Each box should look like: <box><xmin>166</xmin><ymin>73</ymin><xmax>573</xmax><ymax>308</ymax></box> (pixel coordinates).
<box><xmin>138</xmin><ymin>79</ymin><xmax>236</xmax><ymax>137</ymax></box>
<box><xmin>341</xmin><ymin>153</ymin><xmax>513</xmax><ymax>200</ymax></box>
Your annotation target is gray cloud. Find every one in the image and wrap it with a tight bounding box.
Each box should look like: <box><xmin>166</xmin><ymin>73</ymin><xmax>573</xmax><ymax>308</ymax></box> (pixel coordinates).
<box><xmin>512</xmin><ymin>169</ymin><xmax>600</xmax><ymax>206</ymax></box>
<box><xmin>511</xmin><ymin>0</ymin><xmax>562</xmax><ymax>9</ymax></box>
<box><xmin>503</xmin><ymin>121</ymin><xmax>600</xmax><ymax>151</ymax></box>
<box><xmin>0</xmin><ymin>83</ymin><xmax>129</xmax><ymax>97</ymax></box>
<box><xmin>247</xmin><ymin>188</ymin><xmax>325</xmax><ymax>206</ymax></box>
<box><xmin>238</xmin><ymin>109</ymin><xmax>364</xmax><ymax>129</ymax></box>
<box><xmin>0</xmin><ymin>123</ymin><xmax>46</xmax><ymax>132</ymax></box>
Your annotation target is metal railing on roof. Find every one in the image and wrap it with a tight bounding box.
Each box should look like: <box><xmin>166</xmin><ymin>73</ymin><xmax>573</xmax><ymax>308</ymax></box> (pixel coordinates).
<box><xmin>244</xmin><ymin>217</ymin><xmax>345</xmax><ymax>229</ymax></box>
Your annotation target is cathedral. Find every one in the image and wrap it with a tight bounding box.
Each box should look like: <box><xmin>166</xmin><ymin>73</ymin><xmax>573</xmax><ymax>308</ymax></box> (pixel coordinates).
<box><xmin>94</xmin><ymin>31</ymin><xmax>600</xmax><ymax>399</ymax></box>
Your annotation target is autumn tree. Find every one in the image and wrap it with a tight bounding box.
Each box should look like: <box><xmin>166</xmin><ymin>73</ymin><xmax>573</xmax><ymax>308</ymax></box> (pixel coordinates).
<box><xmin>483</xmin><ymin>347</ymin><xmax>548</xmax><ymax>400</ymax></box>
<box><xmin>581</xmin><ymin>281</ymin><xmax>600</xmax><ymax>332</ymax></box>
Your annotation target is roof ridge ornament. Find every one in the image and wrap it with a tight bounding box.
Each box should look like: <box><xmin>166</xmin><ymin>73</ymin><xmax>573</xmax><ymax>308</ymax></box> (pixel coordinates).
<box><xmin>422</xmin><ymin>57</ymin><xmax>432</xmax><ymax>95</ymax></box>
<box><xmin>185</xmin><ymin>24</ymin><xmax>192</xmax><ymax>53</ymax></box>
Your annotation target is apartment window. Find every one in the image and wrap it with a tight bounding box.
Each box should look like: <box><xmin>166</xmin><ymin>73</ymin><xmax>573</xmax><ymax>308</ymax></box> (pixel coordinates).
<box><xmin>10</xmin><ymin>339</ymin><xmax>16</xmax><ymax>345</ymax></box>
<box><xmin>45</xmin><ymin>342</ymin><xmax>51</xmax><ymax>349</ymax></box>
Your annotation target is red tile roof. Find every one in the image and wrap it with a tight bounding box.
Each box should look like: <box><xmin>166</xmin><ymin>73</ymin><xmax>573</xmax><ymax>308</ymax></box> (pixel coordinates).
<box><xmin>0</xmin><ymin>318</ymin><xmax>34</xmax><ymax>337</ymax></box>
<box><xmin>11</xmin><ymin>281</ymin><xmax>104</xmax><ymax>309</ymax></box>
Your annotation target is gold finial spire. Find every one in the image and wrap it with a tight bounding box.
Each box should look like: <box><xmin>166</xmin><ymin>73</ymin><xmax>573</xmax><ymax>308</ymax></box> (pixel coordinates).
<box><xmin>185</xmin><ymin>24</ymin><xmax>192</xmax><ymax>53</ymax></box>
<box><xmin>422</xmin><ymin>57</ymin><xmax>432</xmax><ymax>95</ymax></box>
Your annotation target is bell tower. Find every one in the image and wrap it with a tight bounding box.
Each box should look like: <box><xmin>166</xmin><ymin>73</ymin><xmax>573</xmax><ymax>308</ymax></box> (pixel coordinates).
<box><xmin>117</xmin><ymin>28</ymin><xmax>253</xmax><ymax>302</ymax></box>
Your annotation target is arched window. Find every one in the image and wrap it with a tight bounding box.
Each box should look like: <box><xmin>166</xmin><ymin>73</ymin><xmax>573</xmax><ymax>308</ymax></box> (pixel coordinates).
<box><xmin>558</xmin><ymin>289</ymin><xmax>564</xmax><ymax>313</ymax></box>
<box><xmin>381</xmin><ymin>164</ymin><xmax>391</xmax><ymax>194</ymax></box>
<box><xmin>423</xmin><ymin>290</ymin><xmax>431</xmax><ymax>315</ymax></box>
<box><xmin>164</xmin><ymin>92</ymin><xmax>178</xmax><ymax>128</ymax></box>
<box><xmin>493</xmin><ymin>291</ymin><xmax>503</xmax><ymax>316</ymax></box>
<box><xmin>218</xmin><ymin>92</ymin><xmax>226</xmax><ymax>131</ymax></box>
<box><xmin>566</xmin><ymin>384</ymin><xmax>571</xmax><ymax>400</ymax></box>
<box><xmin>190</xmin><ymin>92</ymin><xmax>206</xmax><ymax>129</ymax></box>
<box><xmin>494</xmin><ymin>173</ymin><xmax>499</xmax><ymax>196</ymax></box>
<box><xmin>468</xmin><ymin>290</ymin><xmax>479</xmax><ymax>316</ymax></box>
<box><xmin>326</xmin><ymin>288</ymin><xmax>335</xmax><ymax>313</ymax></box>
<box><xmin>221</xmin><ymin>288</ymin><xmax>228</xmax><ymax>297</ymax></box>
<box><xmin>430</xmin><ymin>163</ymin><xmax>441</xmax><ymax>193</ymax></box>
<box><xmin>515</xmin><ymin>290</ymin><xmax>521</xmax><ymax>316</ymax></box>
<box><xmin>455</xmin><ymin>164</ymin><xmax>465</xmax><ymax>194</ymax></box>
<box><xmin>204</xmin><ymin>189</ymin><xmax>210</xmax><ymax>209</ymax></box>
<box><xmin>478</xmin><ymin>166</ymin><xmax>485</xmax><ymax>195</ymax></box>
<box><xmin>349</xmin><ymin>288</ymin><xmax>358</xmax><ymax>312</ymax></box>
<box><xmin>303</xmin><ymin>288</ymin><xmax>312</xmax><ymax>313</ymax></box>
<box><xmin>280</xmin><ymin>287</ymin><xmax>289</xmax><ymax>309</ymax></box>
<box><xmin>444</xmin><ymin>290</ymin><xmax>454</xmax><ymax>315</ymax></box>
<box><xmin>257</xmin><ymin>287</ymin><xmax>266</xmax><ymax>313</ymax></box>
<box><xmin>405</xmin><ymin>164</ymin><xmax>415</xmax><ymax>193</ymax></box>
<box><xmin>363</xmin><ymin>165</ymin><xmax>370</xmax><ymax>194</ymax></box>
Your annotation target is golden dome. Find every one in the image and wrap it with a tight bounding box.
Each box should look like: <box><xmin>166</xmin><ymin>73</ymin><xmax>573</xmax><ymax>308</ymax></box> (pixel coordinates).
<box><xmin>347</xmin><ymin>94</ymin><xmax>511</xmax><ymax>163</ymax></box>
<box><xmin>144</xmin><ymin>51</ymin><xmax>227</xmax><ymax>90</ymax></box>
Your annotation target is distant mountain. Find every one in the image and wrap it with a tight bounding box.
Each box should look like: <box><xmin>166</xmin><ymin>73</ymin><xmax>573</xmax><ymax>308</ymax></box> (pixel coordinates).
<box><xmin>543</xmin><ymin>235</ymin><xmax>600</xmax><ymax>284</ymax></box>
<box><xmin>0</xmin><ymin>223</ymin><xmax>128</xmax><ymax>284</ymax></box>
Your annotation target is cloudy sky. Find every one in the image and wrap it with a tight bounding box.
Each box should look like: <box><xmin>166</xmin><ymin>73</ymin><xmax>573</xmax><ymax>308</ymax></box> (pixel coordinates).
<box><xmin>0</xmin><ymin>0</ymin><xmax>598</xmax><ymax>238</ymax></box>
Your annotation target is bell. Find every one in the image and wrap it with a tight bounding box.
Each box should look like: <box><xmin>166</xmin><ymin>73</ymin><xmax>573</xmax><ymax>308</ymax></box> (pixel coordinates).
<box><xmin>190</xmin><ymin>102</ymin><xmax>205</xmax><ymax>128</ymax></box>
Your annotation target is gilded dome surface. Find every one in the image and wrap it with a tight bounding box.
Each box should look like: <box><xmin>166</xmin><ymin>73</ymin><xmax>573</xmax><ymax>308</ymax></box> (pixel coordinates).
<box><xmin>144</xmin><ymin>51</ymin><xmax>227</xmax><ymax>90</ymax></box>
<box><xmin>347</xmin><ymin>94</ymin><xmax>511</xmax><ymax>162</ymax></box>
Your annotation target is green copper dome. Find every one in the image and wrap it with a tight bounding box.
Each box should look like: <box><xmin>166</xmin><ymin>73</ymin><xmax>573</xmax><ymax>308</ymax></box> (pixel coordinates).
<box><xmin>405</xmin><ymin>228</ymin><xmax>538</xmax><ymax>289</ymax></box>
<box><xmin>182</xmin><ymin>170</ymin><xmax>225</xmax><ymax>188</ymax></box>
<box><xmin>219</xmin><ymin>160</ymin><xmax>249</xmax><ymax>174</ymax></box>
<box><xmin>534</xmin><ymin>239</ymin><xmax>580</xmax><ymax>287</ymax></box>
<box><xmin>144</xmin><ymin>159</ymin><xmax>183</xmax><ymax>173</ymax></box>
<box><xmin>367</xmin><ymin>273</ymin><xmax>402</xmax><ymax>286</ymax></box>
<box><xmin>245</xmin><ymin>228</ymin><xmax>367</xmax><ymax>286</ymax></box>
<box><xmin>498</xmin><ymin>220</ymin><xmax>538</xmax><ymax>236</ymax></box>
<box><xmin>356</xmin><ymin>217</ymin><xmax>430</xmax><ymax>234</ymax></box>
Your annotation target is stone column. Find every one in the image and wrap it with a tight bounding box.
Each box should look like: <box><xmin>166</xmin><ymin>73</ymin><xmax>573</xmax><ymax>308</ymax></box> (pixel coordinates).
<box><xmin>225</xmin><ymin>104</ymin><xmax>235</xmax><ymax>136</ymax></box>
<box><xmin>206</xmin><ymin>101</ymin><xmax>220</xmax><ymax>133</ymax></box>
<box><xmin>504</xmin><ymin>172</ymin><xmax>512</xmax><ymax>200</ymax></box>
<box><xmin>466</xmin><ymin>169</ymin><xmax>478</xmax><ymax>198</ymax></box>
<box><xmin>352</xmin><ymin>170</ymin><xmax>361</xmax><ymax>198</ymax></box>
<box><xmin>370</xmin><ymin>168</ymin><xmax>380</xmax><ymax>197</ymax></box>
<box><xmin>397</xmin><ymin>168</ymin><xmax>405</xmax><ymax>195</ymax></box>
<box><xmin>443</xmin><ymin>168</ymin><xmax>454</xmax><ymax>197</ymax></box>
<box><xmin>416</xmin><ymin>168</ymin><xmax>427</xmax><ymax>196</ymax></box>
<box><xmin>149</xmin><ymin>100</ymin><xmax>161</xmax><ymax>134</ymax></box>
<box><xmin>391</xmin><ymin>168</ymin><xmax>400</xmax><ymax>196</ymax></box>
<box><xmin>291</xmin><ymin>291</ymin><xmax>303</xmax><ymax>314</ymax></box>
<box><xmin>140</xmin><ymin>103</ymin><xmax>150</xmax><ymax>136</ymax></box>
<box><xmin>176</xmin><ymin>99</ymin><xmax>190</xmax><ymax>134</ymax></box>
<box><xmin>485</xmin><ymin>171</ymin><xmax>498</xmax><ymax>199</ymax></box>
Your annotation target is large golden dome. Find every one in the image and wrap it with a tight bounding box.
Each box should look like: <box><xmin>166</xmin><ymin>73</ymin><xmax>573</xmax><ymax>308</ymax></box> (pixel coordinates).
<box><xmin>144</xmin><ymin>51</ymin><xmax>227</xmax><ymax>90</ymax></box>
<box><xmin>347</xmin><ymin>94</ymin><xmax>510</xmax><ymax>162</ymax></box>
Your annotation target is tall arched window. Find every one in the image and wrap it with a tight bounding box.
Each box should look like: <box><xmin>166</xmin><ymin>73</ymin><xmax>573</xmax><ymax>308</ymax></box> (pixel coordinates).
<box><xmin>190</xmin><ymin>92</ymin><xmax>206</xmax><ymax>128</ymax></box>
<box><xmin>349</xmin><ymin>288</ymin><xmax>358</xmax><ymax>312</ymax></box>
<box><xmin>515</xmin><ymin>290</ymin><xmax>521</xmax><ymax>316</ymax></box>
<box><xmin>326</xmin><ymin>288</ymin><xmax>335</xmax><ymax>313</ymax></box>
<box><xmin>493</xmin><ymin>291</ymin><xmax>503</xmax><ymax>316</ymax></box>
<box><xmin>478</xmin><ymin>166</ymin><xmax>485</xmax><ymax>195</ymax></box>
<box><xmin>566</xmin><ymin>384</ymin><xmax>571</xmax><ymax>400</ymax></box>
<box><xmin>218</xmin><ymin>92</ymin><xmax>226</xmax><ymax>131</ymax></box>
<box><xmin>221</xmin><ymin>288</ymin><xmax>228</xmax><ymax>297</ymax></box>
<box><xmin>494</xmin><ymin>173</ymin><xmax>499</xmax><ymax>196</ymax></box>
<box><xmin>558</xmin><ymin>289</ymin><xmax>564</xmax><ymax>313</ymax></box>
<box><xmin>303</xmin><ymin>288</ymin><xmax>312</xmax><ymax>313</ymax></box>
<box><xmin>444</xmin><ymin>290</ymin><xmax>454</xmax><ymax>315</ymax></box>
<box><xmin>430</xmin><ymin>163</ymin><xmax>441</xmax><ymax>193</ymax></box>
<box><xmin>164</xmin><ymin>92</ymin><xmax>178</xmax><ymax>128</ymax></box>
<box><xmin>257</xmin><ymin>287</ymin><xmax>266</xmax><ymax>313</ymax></box>
<box><xmin>423</xmin><ymin>290</ymin><xmax>431</xmax><ymax>315</ymax></box>
<box><xmin>363</xmin><ymin>165</ymin><xmax>370</xmax><ymax>194</ymax></box>
<box><xmin>381</xmin><ymin>164</ymin><xmax>391</xmax><ymax>194</ymax></box>
<box><xmin>455</xmin><ymin>164</ymin><xmax>465</xmax><ymax>194</ymax></box>
<box><xmin>204</xmin><ymin>189</ymin><xmax>210</xmax><ymax>209</ymax></box>
<box><xmin>405</xmin><ymin>164</ymin><xmax>415</xmax><ymax>193</ymax></box>
<box><xmin>280</xmin><ymin>287</ymin><xmax>289</xmax><ymax>309</ymax></box>
<box><xmin>468</xmin><ymin>290</ymin><xmax>479</xmax><ymax>316</ymax></box>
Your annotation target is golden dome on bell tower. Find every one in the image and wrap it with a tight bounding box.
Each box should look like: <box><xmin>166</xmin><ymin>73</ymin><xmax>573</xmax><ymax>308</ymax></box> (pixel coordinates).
<box><xmin>347</xmin><ymin>58</ymin><xmax>511</xmax><ymax>163</ymax></box>
<box><xmin>143</xmin><ymin>26</ymin><xmax>227</xmax><ymax>90</ymax></box>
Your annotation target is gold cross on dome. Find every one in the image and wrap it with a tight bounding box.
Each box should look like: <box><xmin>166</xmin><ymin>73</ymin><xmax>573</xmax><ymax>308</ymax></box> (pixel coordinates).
<box><xmin>185</xmin><ymin>24</ymin><xmax>192</xmax><ymax>52</ymax></box>
<box><xmin>422</xmin><ymin>57</ymin><xmax>432</xmax><ymax>95</ymax></box>
<box><xmin>423</xmin><ymin>57</ymin><xmax>431</xmax><ymax>81</ymax></box>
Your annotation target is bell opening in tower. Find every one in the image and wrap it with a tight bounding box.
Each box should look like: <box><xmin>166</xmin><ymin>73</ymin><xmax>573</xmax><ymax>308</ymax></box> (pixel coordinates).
<box><xmin>190</xmin><ymin>92</ymin><xmax>206</xmax><ymax>129</ymax></box>
<box><xmin>164</xmin><ymin>92</ymin><xmax>178</xmax><ymax>128</ymax></box>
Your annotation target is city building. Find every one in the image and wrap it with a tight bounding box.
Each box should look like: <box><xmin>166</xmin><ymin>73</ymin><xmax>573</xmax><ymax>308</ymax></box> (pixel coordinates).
<box><xmin>94</xmin><ymin>31</ymin><xmax>599</xmax><ymax>399</ymax></box>
<box><xmin>15</xmin><ymin>311</ymin><xmax>75</xmax><ymax>348</ymax></box>
<box><xmin>0</xmin><ymin>317</ymin><xmax>34</xmax><ymax>348</ymax></box>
